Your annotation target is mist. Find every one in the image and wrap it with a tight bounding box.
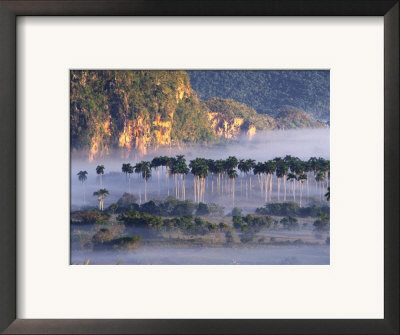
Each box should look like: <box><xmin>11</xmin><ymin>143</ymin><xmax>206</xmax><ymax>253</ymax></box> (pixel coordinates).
<box><xmin>71</xmin><ymin>129</ymin><xmax>329</xmax><ymax>212</ymax></box>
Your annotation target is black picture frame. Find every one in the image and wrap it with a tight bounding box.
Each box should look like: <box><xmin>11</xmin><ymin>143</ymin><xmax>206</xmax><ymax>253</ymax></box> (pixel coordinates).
<box><xmin>0</xmin><ymin>1</ymin><xmax>398</xmax><ymax>334</ymax></box>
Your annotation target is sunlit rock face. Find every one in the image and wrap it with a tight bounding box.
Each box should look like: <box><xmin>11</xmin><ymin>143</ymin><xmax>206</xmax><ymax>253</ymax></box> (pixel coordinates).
<box><xmin>71</xmin><ymin>70</ymin><xmax>213</xmax><ymax>161</ymax></box>
<box><xmin>71</xmin><ymin>71</ymin><xmax>327</xmax><ymax>161</ymax></box>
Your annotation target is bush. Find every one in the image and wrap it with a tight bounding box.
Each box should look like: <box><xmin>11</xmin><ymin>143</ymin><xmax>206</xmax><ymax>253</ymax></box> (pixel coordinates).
<box><xmin>232</xmin><ymin>215</ymin><xmax>244</xmax><ymax>229</ymax></box>
<box><xmin>170</xmin><ymin>200</ymin><xmax>196</xmax><ymax>216</ymax></box>
<box><xmin>117</xmin><ymin>210</ymin><xmax>163</xmax><ymax>228</ymax></box>
<box><xmin>256</xmin><ymin>202</ymin><xmax>330</xmax><ymax>218</ymax></box>
<box><xmin>231</xmin><ymin>207</ymin><xmax>242</xmax><ymax>216</ymax></box>
<box><xmin>117</xmin><ymin>193</ymin><xmax>138</xmax><ymax>206</ymax></box>
<box><xmin>313</xmin><ymin>213</ymin><xmax>330</xmax><ymax>232</ymax></box>
<box><xmin>92</xmin><ymin>228</ymin><xmax>114</xmax><ymax>244</ymax></box>
<box><xmin>109</xmin><ymin>235</ymin><xmax>142</xmax><ymax>249</ymax></box>
<box><xmin>196</xmin><ymin>202</ymin><xmax>210</xmax><ymax>216</ymax></box>
<box><xmin>140</xmin><ymin>200</ymin><xmax>161</xmax><ymax>215</ymax></box>
<box><xmin>71</xmin><ymin>210</ymin><xmax>110</xmax><ymax>225</ymax></box>
<box><xmin>280</xmin><ymin>216</ymin><xmax>299</xmax><ymax>230</ymax></box>
<box><xmin>207</xmin><ymin>203</ymin><xmax>225</xmax><ymax>216</ymax></box>
<box><xmin>107</xmin><ymin>203</ymin><xmax>119</xmax><ymax>214</ymax></box>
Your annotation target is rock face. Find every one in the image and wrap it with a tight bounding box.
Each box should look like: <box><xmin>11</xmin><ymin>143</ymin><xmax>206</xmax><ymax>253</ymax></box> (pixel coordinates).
<box><xmin>71</xmin><ymin>70</ymin><xmax>214</xmax><ymax>160</ymax></box>
<box><xmin>202</xmin><ymin>98</ymin><xmax>276</xmax><ymax>140</ymax></box>
<box><xmin>70</xmin><ymin>71</ymin><xmax>327</xmax><ymax>161</ymax></box>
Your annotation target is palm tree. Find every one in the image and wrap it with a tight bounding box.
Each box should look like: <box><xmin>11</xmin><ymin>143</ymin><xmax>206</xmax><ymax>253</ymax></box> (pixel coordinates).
<box><xmin>151</xmin><ymin>157</ymin><xmax>162</xmax><ymax>194</ymax></box>
<box><xmin>245</xmin><ymin>159</ymin><xmax>256</xmax><ymax>197</ymax></box>
<box><xmin>77</xmin><ymin>170</ymin><xmax>88</xmax><ymax>205</ymax></box>
<box><xmin>135</xmin><ymin>161</ymin><xmax>152</xmax><ymax>202</ymax></box>
<box><xmin>228</xmin><ymin>169</ymin><xmax>238</xmax><ymax>206</ymax></box>
<box><xmin>96</xmin><ymin>165</ymin><xmax>105</xmax><ymax>186</ymax></box>
<box><xmin>315</xmin><ymin>171</ymin><xmax>325</xmax><ymax>201</ymax></box>
<box><xmin>297</xmin><ymin>173</ymin><xmax>307</xmax><ymax>207</ymax></box>
<box><xmin>265</xmin><ymin>160</ymin><xmax>276</xmax><ymax>202</ymax></box>
<box><xmin>122</xmin><ymin>163</ymin><xmax>134</xmax><ymax>193</ymax></box>
<box><xmin>237</xmin><ymin>159</ymin><xmax>246</xmax><ymax>196</ymax></box>
<box><xmin>207</xmin><ymin>159</ymin><xmax>217</xmax><ymax>194</ymax></box>
<box><xmin>253</xmin><ymin>162</ymin><xmax>264</xmax><ymax>198</ymax></box>
<box><xmin>93</xmin><ymin>188</ymin><xmax>109</xmax><ymax>211</ymax></box>
<box><xmin>214</xmin><ymin>159</ymin><xmax>225</xmax><ymax>195</ymax></box>
<box><xmin>287</xmin><ymin>173</ymin><xmax>297</xmax><ymax>201</ymax></box>
<box><xmin>189</xmin><ymin>158</ymin><xmax>208</xmax><ymax>202</ymax></box>
<box><xmin>176</xmin><ymin>156</ymin><xmax>189</xmax><ymax>200</ymax></box>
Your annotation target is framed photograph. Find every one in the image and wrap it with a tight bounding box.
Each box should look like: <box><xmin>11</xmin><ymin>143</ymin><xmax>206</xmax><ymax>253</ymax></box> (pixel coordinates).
<box><xmin>0</xmin><ymin>1</ymin><xmax>398</xmax><ymax>334</ymax></box>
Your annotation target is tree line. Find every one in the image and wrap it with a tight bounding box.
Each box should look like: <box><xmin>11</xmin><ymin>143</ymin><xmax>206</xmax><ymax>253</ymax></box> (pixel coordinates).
<box><xmin>77</xmin><ymin>155</ymin><xmax>330</xmax><ymax>210</ymax></box>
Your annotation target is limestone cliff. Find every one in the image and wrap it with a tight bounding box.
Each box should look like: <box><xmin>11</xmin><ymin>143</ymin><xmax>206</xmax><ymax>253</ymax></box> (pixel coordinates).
<box><xmin>71</xmin><ymin>70</ymin><xmax>213</xmax><ymax>160</ymax></box>
<box><xmin>71</xmin><ymin>71</ymin><xmax>327</xmax><ymax>161</ymax></box>
<box><xmin>202</xmin><ymin>98</ymin><xmax>276</xmax><ymax>140</ymax></box>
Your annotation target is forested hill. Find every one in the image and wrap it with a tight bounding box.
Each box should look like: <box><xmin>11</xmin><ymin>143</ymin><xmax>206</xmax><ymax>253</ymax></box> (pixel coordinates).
<box><xmin>71</xmin><ymin>70</ymin><xmax>327</xmax><ymax>161</ymax></box>
<box><xmin>187</xmin><ymin>70</ymin><xmax>330</xmax><ymax>121</ymax></box>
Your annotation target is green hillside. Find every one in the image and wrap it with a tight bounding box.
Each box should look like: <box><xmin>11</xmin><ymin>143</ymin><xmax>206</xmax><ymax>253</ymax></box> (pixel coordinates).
<box><xmin>187</xmin><ymin>70</ymin><xmax>330</xmax><ymax>120</ymax></box>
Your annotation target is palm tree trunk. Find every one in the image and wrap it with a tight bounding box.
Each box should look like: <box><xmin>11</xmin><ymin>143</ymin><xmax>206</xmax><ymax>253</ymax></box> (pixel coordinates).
<box><xmin>277</xmin><ymin>177</ymin><xmax>281</xmax><ymax>202</ymax></box>
<box><xmin>232</xmin><ymin>178</ymin><xmax>235</xmax><ymax>206</ymax></box>
<box><xmin>83</xmin><ymin>183</ymin><xmax>86</xmax><ymax>206</ymax></box>
<box><xmin>283</xmin><ymin>176</ymin><xmax>287</xmax><ymax>201</ymax></box>
<box><xmin>299</xmin><ymin>183</ymin><xmax>303</xmax><ymax>207</ymax></box>
<box><xmin>194</xmin><ymin>177</ymin><xmax>197</xmax><ymax>202</ymax></box>
<box><xmin>269</xmin><ymin>174</ymin><xmax>273</xmax><ymax>202</ymax></box>
<box><xmin>145</xmin><ymin>179</ymin><xmax>147</xmax><ymax>202</ymax></box>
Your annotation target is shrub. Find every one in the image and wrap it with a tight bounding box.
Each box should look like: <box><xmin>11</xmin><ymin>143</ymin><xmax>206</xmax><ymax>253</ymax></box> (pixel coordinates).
<box><xmin>71</xmin><ymin>210</ymin><xmax>110</xmax><ymax>225</ymax></box>
<box><xmin>117</xmin><ymin>210</ymin><xmax>163</xmax><ymax>228</ymax></box>
<box><xmin>170</xmin><ymin>200</ymin><xmax>196</xmax><ymax>216</ymax></box>
<box><xmin>109</xmin><ymin>235</ymin><xmax>142</xmax><ymax>249</ymax></box>
<box><xmin>117</xmin><ymin>193</ymin><xmax>138</xmax><ymax>206</ymax></box>
<box><xmin>92</xmin><ymin>228</ymin><xmax>114</xmax><ymax>244</ymax></box>
<box><xmin>232</xmin><ymin>215</ymin><xmax>244</xmax><ymax>229</ymax></box>
<box><xmin>256</xmin><ymin>202</ymin><xmax>330</xmax><ymax>218</ymax></box>
<box><xmin>196</xmin><ymin>202</ymin><xmax>210</xmax><ymax>216</ymax></box>
<box><xmin>231</xmin><ymin>207</ymin><xmax>242</xmax><ymax>216</ymax></box>
<box><xmin>107</xmin><ymin>203</ymin><xmax>119</xmax><ymax>214</ymax></box>
<box><xmin>140</xmin><ymin>200</ymin><xmax>161</xmax><ymax>215</ymax></box>
<box><xmin>280</xmin><ymin>216</ymin><xmax>299</xmax><ymax>230</ymax></box>
<box><xmin>208</xmin><ymin>203</ymin><xmax>225</xmax><ymax>216</ymax></box>
<box><xmin>313</xmin><ymin>213</ymin><xmax>330</xmax><ymax>232</ymax></box>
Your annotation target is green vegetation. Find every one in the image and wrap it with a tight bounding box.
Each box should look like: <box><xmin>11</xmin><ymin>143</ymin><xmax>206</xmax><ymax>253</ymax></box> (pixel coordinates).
<box><xmin>93</xmin><ymin>188</ymin><xmax>109</xmax><ymax>211</ymax></box>
<box><xmin>107</xmin><ymin>196</ymin><xmax>225</xmax><ymax>218</ymax></box>
<box><xmin>92</xmin><ymin>227</ymin><xmax>142</xmax><ymax>250</ymax></box>
<box><xmin>256</xmin><ymin>202</ymin><xmax>329</xmax><ymax>217</ymax></box>
<box><xmin>202</xmin><ymin>98</ymin><xmax>276</xmax><ymax>130</ymax></box>
<box><xmin>280</xmin><ymin>216</ymin><xmax>299</xmax><ymax>230</ymax></box>
<box><xmin>188</xmin><ymin>70</ymin><xmax>330</xmax><ymax>120</ymax></box>
<box><xmin>71</xmin><ymin>70</ymin><xmax>329</xmax><ymax>158</ymax></box>
<box><xmin>71</xmin><ymin>210</ymin><xmax>110</xmax><ymax>225</ymax></box>
<box><xmin>275</xmin><ymin>106</ymin><xmax>327</xmax><ymax>129</ymax></box>
<box><xmin>313</xmin><ymin>213</ymin><xmax>330</xmax><ymax>232</ymax></box>
<box><xmin>70</xmin><ymin>70</ymin><xmax>214</xmax><ymax>152</ymax></box>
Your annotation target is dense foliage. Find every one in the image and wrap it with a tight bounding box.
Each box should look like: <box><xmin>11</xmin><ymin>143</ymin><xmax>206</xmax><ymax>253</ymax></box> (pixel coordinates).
<box><xmin>108</xmin><ymin>196</ymin><xmax>224</xmax><ymax>217</ymax></box>
<box><xmin>255</xmin><ymin>202</ymin><xmax>330</xmax><ymax>217</ymax></box>
<box><xmin>71</xmin><ymin>70</ymin><xmax>329</xmax><ymax>158</ymax></box>
<box><xmin>70</xmin><ymin>70</ymin><xmax>214</xmax><ymax>152</ymax></box>
<box><xmin>188</xmin><ymin>70</ymin><xmax>330</xmax><ymax>120</ymax></box>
